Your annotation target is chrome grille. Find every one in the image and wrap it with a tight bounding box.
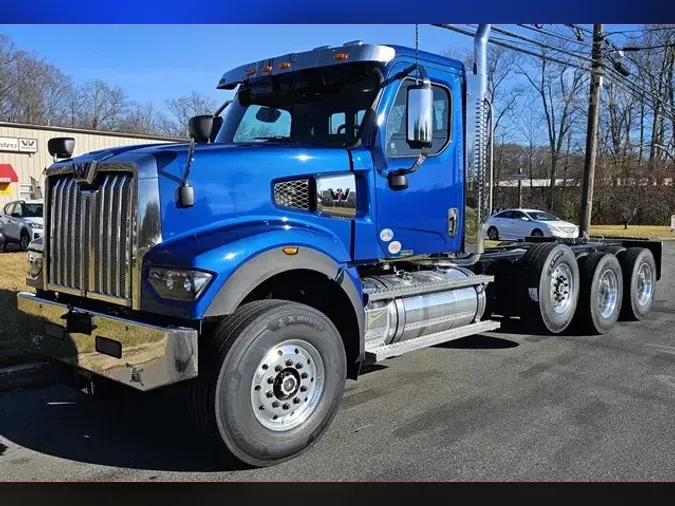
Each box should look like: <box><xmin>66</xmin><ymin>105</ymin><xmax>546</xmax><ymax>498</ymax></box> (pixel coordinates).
<box><xmin>48</xmin><ymin>172</ymin><xmax>135</xmax><ymax>304</ymax></box>
<box><xmin>273</xmin><ymin>179</ymin><xmax>311</xmax><ymax>210</ymax></box>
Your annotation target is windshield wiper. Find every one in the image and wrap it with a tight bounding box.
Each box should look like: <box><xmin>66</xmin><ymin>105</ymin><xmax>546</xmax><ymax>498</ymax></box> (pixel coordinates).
<box><xmin>253</xmin><ymin>136</ymin><xmax>298</xmax><ymax>143</ymax></box>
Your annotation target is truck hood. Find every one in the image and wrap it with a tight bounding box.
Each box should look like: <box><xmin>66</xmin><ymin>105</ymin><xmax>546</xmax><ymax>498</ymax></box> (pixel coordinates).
<box><xmin>46</xmin><ymin>142</ymin><xmax>353</xmax><ymax>240</ymax></box>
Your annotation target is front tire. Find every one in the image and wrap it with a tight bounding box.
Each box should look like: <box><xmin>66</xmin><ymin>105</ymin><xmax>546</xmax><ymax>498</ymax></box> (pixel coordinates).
<box><xmin>20</xmin><ymin>231</ymin><xmax>30</xmax><ymax>251</ymax></box>
<box><xmin>190</xmin><ymin>300</ymin><xmax>346</xmax><ymax>467</ymax></box>
<box><xmin>618</xmin><ymin>247</ymin><xmax>656</xmax><ymax>321</ymax></box>
<box><xmin>520</xmin><ymin>243</ymin><xmax>580</xmax><ymax>334</ymax></box>
<box><xmin>530</xmin><ymin>228</ymin><xmax>544</xmax><ymax>238</ymax></box>
<box><xmin>487</xmin><ymin>226</ymin><xmax>499</xmax><ymax>241</ymax></box>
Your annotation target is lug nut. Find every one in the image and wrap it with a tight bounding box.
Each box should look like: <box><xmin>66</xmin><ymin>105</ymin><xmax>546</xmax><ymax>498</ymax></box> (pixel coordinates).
<box><xmin>266</xmin><ymin>391</ymin><xmax>273</xmax><ymax>398</ymax></box>
<box><xmin>301</xmin><ymin>372</ymin><xmax>308</xmax><ymax>379</ymax></box>
<box><xmin>275</xmin><ymin>365</ymin><xmax>282</xmax><ymax>372</ymax></box>
<box><xmin>296</xmin><ymin>363</ymin><xmax>303</xmax><ymax>369</ymax></box>
<box><xmin>300</xmin><ymin>385</ymin><xmax>307</xmax><ymax>392</ymax></box>
<box><xmin>272</xmin><ymin>401</ymin><xmax>280</xmax><ymax>408</ymax></box>
<box><xmin>259</xmin><ymin>405</ymin><xmax>264</xmax><ymax>410</ymax></box>
<box><xmin>293</xmin><ymin>398</ymin><xmax>301</xmax><ymax>404</ymax></box>
<box><xmin>267</xmin><ymin>377</ymin><xmax>274</xmax><ymax>384</ymax></box>
<box><xmin>254</xmin><ymin>385</ymin><xmax>261</xmax><ymax>391</ymax></box>
<box><xmin>283</xmin><ymin>403</ymin><xmax>290</xmax><ymax>410</ymax></box>
<box><xmin>285</xmin><ymin>359</ymin><xmax>293</xmax><ymax>366</ymax></box>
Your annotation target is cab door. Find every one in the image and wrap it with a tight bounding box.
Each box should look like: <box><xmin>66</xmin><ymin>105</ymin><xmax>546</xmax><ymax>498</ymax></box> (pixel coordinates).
<box><xmin>372</xmin><ymin>61</ymin><xmax>464</xmax><ymax>258</ymax></box>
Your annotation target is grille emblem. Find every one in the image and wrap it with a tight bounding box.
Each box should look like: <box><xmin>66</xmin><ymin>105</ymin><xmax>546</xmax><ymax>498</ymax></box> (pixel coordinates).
<box><xmin>72</xmin><ymin>162</ymin><xmax>95</xmax><ymax>183</ymax></box>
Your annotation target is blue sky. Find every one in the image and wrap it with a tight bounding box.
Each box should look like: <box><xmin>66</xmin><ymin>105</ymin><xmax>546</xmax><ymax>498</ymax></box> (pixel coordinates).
<box><xmin>0</xmin><ymin>24</ymin><xmax>640</xmax><ymax>110</ymax></box>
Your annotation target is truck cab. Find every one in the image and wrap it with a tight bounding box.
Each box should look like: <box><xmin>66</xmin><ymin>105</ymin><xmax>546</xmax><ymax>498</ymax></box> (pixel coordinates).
<box><xmin>17</xmin><ymin>27</ymin><xmax>662</xmax><ymax>468</ymax></box>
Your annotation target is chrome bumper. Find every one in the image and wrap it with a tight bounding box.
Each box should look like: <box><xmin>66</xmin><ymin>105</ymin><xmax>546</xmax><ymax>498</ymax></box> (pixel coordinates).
<box><xmin>16</xmin><ymin>292</ymin><xmax>198</xmax><ymax>391</ymax></box>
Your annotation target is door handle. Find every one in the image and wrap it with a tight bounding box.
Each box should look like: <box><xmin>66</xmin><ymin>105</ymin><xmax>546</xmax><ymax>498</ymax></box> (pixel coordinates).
<box><xmin>448</xmin><ymin>208</ymin><xmax>458</xmax><ymax>237</ymax></box>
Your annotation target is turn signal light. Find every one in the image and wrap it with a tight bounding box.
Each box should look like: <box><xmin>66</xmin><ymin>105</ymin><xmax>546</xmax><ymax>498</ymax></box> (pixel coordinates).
<box><xmin>334</xmin><ymin>53</ymin><xmax>349</xmax><ymax>61</ymax></box>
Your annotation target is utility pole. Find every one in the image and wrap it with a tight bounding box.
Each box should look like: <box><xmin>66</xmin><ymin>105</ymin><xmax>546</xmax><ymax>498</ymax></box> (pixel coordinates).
<box><xmin>579</xmin><ymin>24</ymin><xmax>603</xmax><ymax>237</ymax></box>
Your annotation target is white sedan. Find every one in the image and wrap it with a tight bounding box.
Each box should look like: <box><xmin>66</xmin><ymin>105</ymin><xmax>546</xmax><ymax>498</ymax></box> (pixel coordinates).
<box><xmin>485</xmin><ymin>208</ymin><xmax>579</xmax><ymax>240</ymax></box>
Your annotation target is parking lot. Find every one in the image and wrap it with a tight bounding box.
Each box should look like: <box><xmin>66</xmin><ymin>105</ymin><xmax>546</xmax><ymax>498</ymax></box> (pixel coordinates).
<box><xmin>0</xmin><ymin>242</ymin><xmax>673</xmax><ymax>481</ymax></box>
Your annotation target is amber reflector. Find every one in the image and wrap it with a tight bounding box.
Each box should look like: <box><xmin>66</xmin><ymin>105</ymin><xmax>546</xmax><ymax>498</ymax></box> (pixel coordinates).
<box><xmin>282</xmin><ymin>246</ymin><xmax>299</xmax><ymax>256</ymax></box>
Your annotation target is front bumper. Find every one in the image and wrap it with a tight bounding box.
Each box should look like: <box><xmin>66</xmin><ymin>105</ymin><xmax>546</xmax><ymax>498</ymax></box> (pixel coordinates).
<box><xmin>16</xmin><ymin>292</ymin><xmax>198</xmax><ymax>391</ymax></box>
<box><xmin>550</xmin><ymin>230</ymin><xmax>579</xmax><ymax>239</ymax></box>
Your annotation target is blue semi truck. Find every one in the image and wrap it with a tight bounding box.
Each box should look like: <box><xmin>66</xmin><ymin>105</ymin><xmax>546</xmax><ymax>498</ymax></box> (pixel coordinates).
<box><xmin>17</xmin><ymin>25</ymin><xmax>662</xmax><ymax>466</ymax></box>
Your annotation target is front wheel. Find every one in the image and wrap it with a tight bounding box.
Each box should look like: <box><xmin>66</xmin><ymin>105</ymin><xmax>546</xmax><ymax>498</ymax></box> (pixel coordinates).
<box><xmin>20</xmin><ymin>231</ymin><xmax>30</xmax><ymax>251</ymax></box>
<box><xmin>190</xmin><ymin>300</ymin><xmax>346</xmax><ymax>467</ymax></box>
<box><xmin>487</xmin><ymin>226</ymin><xmax>499</xmax><ymax>241</ymax></box>
<box><xmin>530</xmin><ymin>228</ymin><xmax>544</xmax><ymax>238</ymax></box>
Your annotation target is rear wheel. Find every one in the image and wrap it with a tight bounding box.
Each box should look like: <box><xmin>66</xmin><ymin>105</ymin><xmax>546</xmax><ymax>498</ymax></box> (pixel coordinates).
<box><xmin>487</xmin><ymin>226</ymin><xmax>499</xmax><ymax>241</ymax></box>
<box><xmin>520</xmin><ymin>243</ymin><xmax>580</xmax><ymax>334</ymax></box>
<box><xmin>618</xmin><ymin>247</ymin><xmax>656</xmax><ymax>321</ymax></box>
<box><xmin>575</xmin><ymin>252</ymin><xmax>623</xmax><ymax>334</ymax></box>
<box><xmin>530</xmin><ymin>228</ymin><xmax>544</xmax><ymax>237</ymax></box>
<box><xmin>189</xmin><ymin>299</ymin><xmax>346</xmax><ymax>467</ymax></box>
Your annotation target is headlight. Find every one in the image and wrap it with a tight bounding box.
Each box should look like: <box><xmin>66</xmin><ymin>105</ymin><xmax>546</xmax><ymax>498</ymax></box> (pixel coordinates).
<box><xmin>26</xmin><ymin>222</ymin><xmax>42</xmax><ymax>229</ymax></box>
<box><xmin>27</xmin><ymin>251</ymin><xmax>43</xmax><ymax>277</ymax></box>
<box><xmin>148</xmin><ymin>268</ymin><xmax>213</xmax><ymax>301</ymax></box>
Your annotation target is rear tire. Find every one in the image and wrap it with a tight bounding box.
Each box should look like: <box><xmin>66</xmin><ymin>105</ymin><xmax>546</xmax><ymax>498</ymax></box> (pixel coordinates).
<box><xmin>531</xmin><ymin>228</ymin><xmax>544</xmax><ymax>237</ymax></box>
<box><xmin>618</xmin><ymin>247</ymin><xmax>656</xmax><ymax>321</ymax></box>
<box><xmin>487</xmin><ymin>226</ymin><xmax>499</xmax><ymax>241</ymax></box>
<box><xmin>520</xmin><ymin>243</ymin><xmax>580</xmax><ymax>334</ymax></box>
<box><xmin>575</xmin><ymin>252</ymin><xmax>623</xmax><ymax>334</ymax></box>
<box><xmin>189</xmin><ymin>299</ymin><xmax>347</xmax><ymax>467</ymax></box>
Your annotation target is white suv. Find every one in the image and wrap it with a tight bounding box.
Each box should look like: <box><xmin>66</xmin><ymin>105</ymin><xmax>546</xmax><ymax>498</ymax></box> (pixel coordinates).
<box><xmin>0</xmin><ymin>200</ymin><xmax>44</xmax><ymax>251</ymax></box>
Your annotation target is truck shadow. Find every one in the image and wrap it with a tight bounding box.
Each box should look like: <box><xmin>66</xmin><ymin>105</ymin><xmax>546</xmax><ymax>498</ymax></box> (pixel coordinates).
<box><xmin>435</xmin><ymin>333</ymin><xmax>519</xmax><ymax>349</ymax></box>
<box><xmin>0</xmin><ymin>382</ymin><xmax>252</xmax><ymax>473</ymax></box>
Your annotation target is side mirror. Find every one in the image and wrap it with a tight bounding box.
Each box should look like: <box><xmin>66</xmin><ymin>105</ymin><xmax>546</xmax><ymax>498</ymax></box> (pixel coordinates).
<box><xmin>188</xmin><ymin>115</ymin><xmax>214</xmax><ymax>144</ymax></box>
<box><xmin>255</xmin><ymin>106</ymin><xmax>282</xmax><ymax>123</ymax></box>
<box><xmin>406</xmin><ymin>81</ymin><xmax>433</xmax><ymax>149</ymax></box>
<box><xmin>209</xmin><ymin>116</ymin><xmax>224</xmax><ymax>143</ymax></box>
<box><xmin>47</xmin><ymin>137</ymin><xmax>75</xmax><ymax>161</ymax></box>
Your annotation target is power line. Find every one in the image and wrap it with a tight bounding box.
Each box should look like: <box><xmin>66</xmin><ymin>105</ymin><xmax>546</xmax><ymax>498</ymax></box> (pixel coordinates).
<box><xmin>433</xmin><ymin>24</ymin><xmax>675</xmax><ymax>123</ymax></box>
<box><xmin>517</xmin><ymin>24</ymin><xmax>590</xmax><ymax>46</ymax></box>
<box><xmin>622</xmin><ymin>43</ymin><xmax>675</xmax><ymax>51</ymax></box>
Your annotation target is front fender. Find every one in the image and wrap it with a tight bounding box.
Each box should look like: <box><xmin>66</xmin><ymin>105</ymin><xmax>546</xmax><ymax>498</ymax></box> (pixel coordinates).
<box><xmin>141</xmin><ymin>217</ymin><xmax>361</xmax><ymax>322</ymax></box>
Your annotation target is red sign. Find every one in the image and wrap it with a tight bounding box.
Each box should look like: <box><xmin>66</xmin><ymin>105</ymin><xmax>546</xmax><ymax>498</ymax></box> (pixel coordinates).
<box><xmin>0</xmin><ymin>164</ymin><xmax>18</xmax><ymax>183</ymax></box>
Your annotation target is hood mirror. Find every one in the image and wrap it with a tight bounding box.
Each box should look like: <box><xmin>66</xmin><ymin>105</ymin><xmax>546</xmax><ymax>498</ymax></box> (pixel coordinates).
<box><xmin>255</xmin><ymin>106</ymin><xmax>282</xmax><ymax>123</ymax></box>
<box><xmin>47</xmin><ymin>137</ymin><xmax>76</xmax><ymax>162</ymax></box>
<box><xmin>188</xmin><ymin>115</ymin><xmax>214</xmax><ymax>144</ymax></box>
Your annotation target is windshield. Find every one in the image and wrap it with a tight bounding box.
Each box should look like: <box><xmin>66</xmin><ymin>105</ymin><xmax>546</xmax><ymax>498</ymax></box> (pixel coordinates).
<box><xmin>23</xmin><ymin>204</ymin><xmax>43</xmax><ymax>218</ymax></box>
<box><xmin>215</xmin><ymin>63</ymin><xmax>380</xmax><ymax>148</ymax></box>
<box><xmin>527</xmin><ymin>211</ymin><xmax>558</xmax><ymax>222</ymax></box>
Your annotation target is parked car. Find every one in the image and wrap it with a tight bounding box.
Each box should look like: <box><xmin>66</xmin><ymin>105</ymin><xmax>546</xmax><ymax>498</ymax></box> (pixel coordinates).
<box><xmin>0</xmin><ymin>200</ymin><xmax>44</xmax><ymax>251</ymax></box>
<box><xmin>485</xmin><ymin>208</ymin><xmax>579</xmax><ymax>240</ymax></box>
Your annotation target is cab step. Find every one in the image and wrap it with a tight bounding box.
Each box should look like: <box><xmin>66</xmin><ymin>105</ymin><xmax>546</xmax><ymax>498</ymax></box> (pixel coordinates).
<box><xmin>365</xmin><ymin>319</ymin><xmax>501</xmax><ymax>362</ymax></box>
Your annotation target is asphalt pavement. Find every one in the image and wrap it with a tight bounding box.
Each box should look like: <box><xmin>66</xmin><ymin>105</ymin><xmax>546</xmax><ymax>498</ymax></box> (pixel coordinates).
<box><xmin>1</xmin><ymin>243</ymin><xmax>674</xmax><ymax>481</ymax></box>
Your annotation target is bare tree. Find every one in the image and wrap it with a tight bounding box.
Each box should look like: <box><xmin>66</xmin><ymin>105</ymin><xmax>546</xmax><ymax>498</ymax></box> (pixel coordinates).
<box><xmin>79</xmin><ymin>79</ymin><xmax>129</xmax><ymax>130</ymax></box>
<box><xmin>164</xmin><ymin>91</ymin><xmax>218</xmax><ymax>137</ymax></box>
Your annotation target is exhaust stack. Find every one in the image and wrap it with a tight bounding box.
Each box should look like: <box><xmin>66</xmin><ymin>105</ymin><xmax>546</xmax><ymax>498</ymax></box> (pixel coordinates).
<box><xmin>463</xmin><ymin>24</ymin><xmax>492</xmax><ymax>257</ymax></box>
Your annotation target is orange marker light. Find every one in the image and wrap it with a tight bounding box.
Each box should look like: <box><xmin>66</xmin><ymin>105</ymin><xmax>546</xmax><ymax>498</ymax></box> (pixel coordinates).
<box><xmin>262</xmin><ymin>65</ymin><xmax>273</xmax><ymax>73</ymax></box>
<box><xmin>246</xmin><ymin>68</ymin><xmax>256</xmax><ymax>76</ymax></box>
<box><xmin>282</xmin><ymin>246</ymin><xmax>299</xmax><ymax>256</ymax></box>
<box><xmin>279</xmin><ymin>62</ymin><xmax>292</xmax><ymax>70</ymax></box>
<box><xmin>334</xmin><ymin>53</ymin><xmax>349</xmax><ymax>61</ymax></box>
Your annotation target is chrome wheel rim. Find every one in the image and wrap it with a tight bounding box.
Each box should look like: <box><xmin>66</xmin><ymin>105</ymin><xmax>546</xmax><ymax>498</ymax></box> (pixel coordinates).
<box><xmin>597</xmin><ymin>268</ymin><xmax>619</xmax><ymax>319</ymax></box>
<box><xmin>636</xmin><ymin>262</ymin><xmax>653</xmax><ymax>307</ymax></box>
<box><xmin>550</xmin><ymin>263</ymin><xmax>574</xmax><ymax>315</ymax></box>
<box><xmin>251</xmin><ymin>339</ymin><xmax>325</xmax><ymax>432</ymax></box>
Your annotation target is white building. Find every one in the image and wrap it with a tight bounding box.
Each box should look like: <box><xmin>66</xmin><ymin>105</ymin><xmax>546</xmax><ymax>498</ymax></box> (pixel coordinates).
<box><xmin>0</xmin><ymin>122</ymin><xmax>181</xmax><ymax>208</ymax></box>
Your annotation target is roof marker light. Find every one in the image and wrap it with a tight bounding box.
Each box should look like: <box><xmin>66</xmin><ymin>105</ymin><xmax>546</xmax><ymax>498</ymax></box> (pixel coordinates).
<box><xmin>262</xmin><ymin>65</ymin><xmax>273</xmax><ymax>73</ymax></box>
<box><xmin>333</xmin><ymin>53</ymin><xmax>349</xmax><ymax>62</ymax></box>
<box><xmin>246</xmin><ymin>68</ymin><xmax>256</xmax><ymax>76</ymax></box>
<box><xmin>279</xmin><ymin>62</ymin><xmax>292</xmax><ymax>70</ymax></box>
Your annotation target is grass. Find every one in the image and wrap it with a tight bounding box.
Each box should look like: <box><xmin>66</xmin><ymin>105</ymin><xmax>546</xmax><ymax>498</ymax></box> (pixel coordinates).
<box><xmin>589</xmin><ymin>225</ymin><xmax>674</xmax><ymax>240</ymax></box>
<box><xmin>0</xmin><ymin>246</ymin><xmax>36</xmax><ymax>367</ymax></box>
